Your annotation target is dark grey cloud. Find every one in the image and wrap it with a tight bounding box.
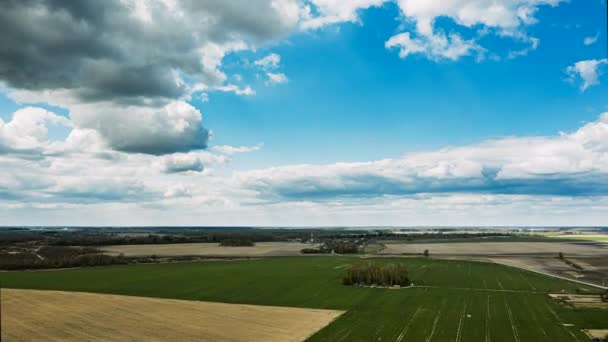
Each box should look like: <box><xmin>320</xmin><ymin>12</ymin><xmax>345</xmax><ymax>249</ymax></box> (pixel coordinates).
<box><xmin>0</xmin><ymin>0</ymin><xmax>299</xmax><ymax>103</ymax></box>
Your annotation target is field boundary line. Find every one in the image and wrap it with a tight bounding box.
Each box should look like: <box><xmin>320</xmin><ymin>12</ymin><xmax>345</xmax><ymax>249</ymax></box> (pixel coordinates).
<box><xmin>396</xmin><ymin>307</ymin><xmax>422</xmax><ymax>342</ymax></box>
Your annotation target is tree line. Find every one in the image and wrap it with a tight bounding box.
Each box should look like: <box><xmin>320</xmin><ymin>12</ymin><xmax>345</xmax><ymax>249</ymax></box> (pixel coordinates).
<box><xmin>0</xmin><ymin>246</ymin><xmax>128</xmax><ymax>270</ymax></box>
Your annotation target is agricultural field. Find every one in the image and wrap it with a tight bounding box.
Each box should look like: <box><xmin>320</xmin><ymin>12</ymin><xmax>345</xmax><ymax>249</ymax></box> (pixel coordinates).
<box><xmin>378</xmin><ymin>241</ymin><xmax>608</xmax><ymax>256</ymax></box>
<box><xmin>1</xmin><ymin>257</ymin><xmax>607</xmax><ymax>341</ymax></box>
<box><xmin>2</xmin><ymin>289</ymin><xmax>342</xmax><ymax>342</ymax></box>
<box><xmin>101</xmin><ymin>242</ymin><xmax>315</xmax><ymax>257</ymax></box>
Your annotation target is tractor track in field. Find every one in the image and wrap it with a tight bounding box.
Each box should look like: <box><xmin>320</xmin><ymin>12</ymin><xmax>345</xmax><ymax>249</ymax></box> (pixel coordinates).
<box><xmin>485</xmin><ymin>295</ymin><xmax>491</xmax><ymax>342</ymax></box>
<box><xmin>456</xmin><ymin>301</ymin><xmax>467</xmax><ymax>342</ymax></box>
<box><xmin>425</xmin><ymin>299</ymin><xmax>447</xmax><ymax>342</ymax></box>
<box><xmin>504</xmin><ymin>298</ymin><xmax>520</xmax><ymax>342</ymax></box>
<box><xmin>411</xmin><ymin>285</ymin><xmax>540</xmax><ymax>294</ymax></box>
<box><xmin>544</xmin><ymin>303</ymin><xmax>580</xmax><ymax>342</ymax></box>
<box><xmin>396</xmin><ymin>307</ymin><xmax>422</xmax><ymax>342</ymax></box>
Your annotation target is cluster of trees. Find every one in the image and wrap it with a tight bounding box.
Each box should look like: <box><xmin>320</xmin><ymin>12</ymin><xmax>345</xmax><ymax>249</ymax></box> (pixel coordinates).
<box><xmin>342</xmin><ymin>262</ymin><xmax>411</xmax><ymax>287</ymax></box>
<box><xmin>0</xmin><ymin>246</ymin><xmax>128</xmax><ymax>270</ymax></box>
<box><xmin>301</xmin><ymin>240</ymin><xmax>361</xmax><ymax>254</ymax></box>
<box><xmin>219</xmin><ymin>238</ymin><xmax>255</xmax><ymax>246</ymax></box>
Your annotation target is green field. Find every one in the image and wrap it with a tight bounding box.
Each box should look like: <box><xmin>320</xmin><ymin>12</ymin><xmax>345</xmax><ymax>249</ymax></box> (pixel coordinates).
<box><xmin>1</xmin><ymin>257</ymin><xmax>606</xmax><ymax>341</ymax></box>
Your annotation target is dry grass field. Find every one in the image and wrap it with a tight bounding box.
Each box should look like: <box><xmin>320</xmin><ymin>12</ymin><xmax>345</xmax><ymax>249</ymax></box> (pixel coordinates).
<box><xmin>102</xmin><ymin>242</ymin><xmax>316</xmax><ymax>257</ymax></box>
<box><xmin>379</xmin><ymin>241</ymin><xmax>608</xmax><ymax>256</ymax></box>
<box><xmin>0</xmin><ymin>289</ymin><xmax>343</xmax><ymax>342</ymax></box>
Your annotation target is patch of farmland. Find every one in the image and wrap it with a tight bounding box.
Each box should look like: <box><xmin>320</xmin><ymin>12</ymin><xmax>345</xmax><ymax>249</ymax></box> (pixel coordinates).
<box><xmin>1</xmin><ymin>289</ymin><xmax>343</xmax><ymax>342</ymax></box>
<box><xmin>379</xmin><ymin>241</ymin><xmax>608</xmax><ymax>256</ymax></box>
<box><xmin>101</xmin><ymin>241</ymin><xmax>317</xmax><ymax>257</ymax></box>
<box><xmin>0</xmin><ymin>257</ymin><xmax>603</xmax><ymax>341</ymax></box>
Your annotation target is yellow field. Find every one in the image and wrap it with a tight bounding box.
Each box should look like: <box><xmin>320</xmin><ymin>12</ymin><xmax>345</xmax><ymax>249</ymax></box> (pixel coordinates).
<box><xmin>1</xmin><ymin>289</ymin><xmax>343</xmax><ymax>342</ymax></box>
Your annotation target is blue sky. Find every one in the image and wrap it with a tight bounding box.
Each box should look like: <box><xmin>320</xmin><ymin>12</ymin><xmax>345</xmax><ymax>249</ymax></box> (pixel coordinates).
<box><xmin>202</xmin><ymin>0</ymin><xmax>607</xmax><ymax>166</ymax></box>
<box><xmin>0</xmin><ymin>0</ymin><xmax>607</xmax><ymax>226</ymax></box>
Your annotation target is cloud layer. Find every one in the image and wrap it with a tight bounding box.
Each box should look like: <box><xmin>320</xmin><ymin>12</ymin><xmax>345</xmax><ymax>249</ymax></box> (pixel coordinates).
<box><xmin>240</xmin><ymin>113</ymin><xmax>608</xmax><ymax>200</ymax></box>
<box><xmin>1</xmin><ymin>107</ymin><xmax>608</xmax><ymax>226</ymax></box>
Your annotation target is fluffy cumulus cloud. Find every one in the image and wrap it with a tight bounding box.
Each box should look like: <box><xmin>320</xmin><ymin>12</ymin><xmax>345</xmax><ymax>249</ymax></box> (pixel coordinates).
<box><xmin>0</xmin><ymin>107</ymin><xmax>72</xmax><ymax>155</ymax></box>
<box><xmin>566</xmin><ymin>59</ymin><xmax>608</xmax><ymax>92</ymax></box>
<box><xmin>0</xmin><ymin>0</ymin><xmax>304</xmax><ymax>154</ymax></box>
<box><xmin>0</xmin><ymin>106</ymin><xmax>231</xmax><ymax>207</ymax></box>
<box><xmin>68</xmin><ymin>101</ymin><xmax>210</xmax><ymax>155</ymax></box>
<box><xmin>239</xmin><ymin>113</ymin><xmax>608</xmax><ymax>200</ymax></box>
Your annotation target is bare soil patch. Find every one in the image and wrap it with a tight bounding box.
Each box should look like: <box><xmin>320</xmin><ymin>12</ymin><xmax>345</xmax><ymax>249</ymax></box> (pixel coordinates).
<box><xmin>382</xmin><ymin>241</ymin><xmax>608</xmax><ymax>288</ymax></box>
<box><xmin>1</xmin><ymin>289</ymin><xmax>343</xmax><ymax>342</ymax></box>
<box><xmin>379</xmin><ymin>241</ymin><xmax>608</xmax><ymax>256</ymax></box>
<box><xmin>583</xmin><ymin>329</ymin><xmax>608</xmax><ymax>339</ymax></box>
<box><xmin>549</xmin><ymin>294</ymin><xmax>608</xmax><ymax>309</ymax></box>
<box><xmin>102</xmin><ymin>242</ymin><xmax>317</xmax><ymax>257</ymax></box>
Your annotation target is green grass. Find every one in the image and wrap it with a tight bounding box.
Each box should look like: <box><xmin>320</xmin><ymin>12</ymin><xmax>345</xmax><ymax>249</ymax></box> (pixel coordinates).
<box><xmin>1</xmin><ymin>257</ymin><xmax>606</xmax><ymax>341</ymax></box>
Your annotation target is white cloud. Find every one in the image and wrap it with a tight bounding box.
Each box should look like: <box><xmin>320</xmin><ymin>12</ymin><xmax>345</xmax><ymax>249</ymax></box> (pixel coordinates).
<box><xmin>254</xmin><ymin>53</ymin><xmax>282</xmax><ymax>69</ymax></box>
<box><xmin>301</xmin><ymin>0</ymin><xmax>386</xmax><ymax>29</ymax></box>
<box><xmin>385</xmin><ymin>0</ymin><xmax>563</xmax><ymax>61</ymax></box>
<box><xmin>266</xmin><ymin>72</ymin><xmax>289</xmax><ymax>84</ymax></box>
<box><xmin>385</xmin><ymin>31</ymin><xmax>483</xmax><ymax>61</ymax></box>
<box><xmin>583</xmin><ymin>32</ymin><xmax>599</xmax><ymax>46</ymax></box>
<box><xmin>298</xmin><ymin>0</ymin><xmax>566</xmax><ymax>62</ymax></box>
<box><xmin>566</xmin><ymin>59</ymin><xmax>608</xmax><ymax>91</ymax></box>
<box><xmin>213</xmin><ymin>143</ymin><xmax>263</xmax><ymax>155</ymax></box>
<box><xmin>214</xmin><ymin>84</ymin><xmax>255</xmax><ymax>96</ymax></box>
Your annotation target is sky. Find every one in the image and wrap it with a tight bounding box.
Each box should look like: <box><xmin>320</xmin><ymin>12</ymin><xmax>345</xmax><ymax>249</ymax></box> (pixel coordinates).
<box><xmin>0</xmin><ymin>0</ymin><xmax>607</xmax><ymax>227</ymax></box>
